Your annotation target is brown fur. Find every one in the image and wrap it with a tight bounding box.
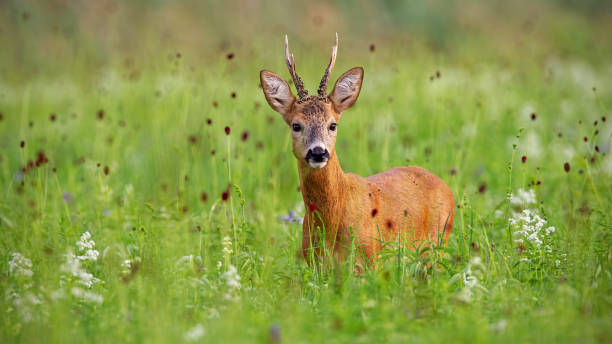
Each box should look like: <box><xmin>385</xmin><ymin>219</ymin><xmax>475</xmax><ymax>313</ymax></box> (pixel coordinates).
<box><xmin>299</xmin><ymin>152</ymin><xmax>454</xmax><ymax>271</ymax></box>
<box><xmin>260</xmin><ymin>37</ymin><xmax>455</xmax><ymax>272</ymax></box>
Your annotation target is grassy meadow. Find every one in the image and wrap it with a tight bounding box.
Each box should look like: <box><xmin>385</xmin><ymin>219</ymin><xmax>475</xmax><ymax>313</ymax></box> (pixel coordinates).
<box><xmin>1</xmin><ymin>1</ymin><xmax>612</xmax><ymax>343</ymax></box>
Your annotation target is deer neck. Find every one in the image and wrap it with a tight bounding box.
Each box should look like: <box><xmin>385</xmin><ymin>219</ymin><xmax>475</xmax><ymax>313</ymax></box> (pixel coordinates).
<box><xmin>298</xmin><ymin>151</ymin><xmax>346</xmax><ymax>226</ymax></box>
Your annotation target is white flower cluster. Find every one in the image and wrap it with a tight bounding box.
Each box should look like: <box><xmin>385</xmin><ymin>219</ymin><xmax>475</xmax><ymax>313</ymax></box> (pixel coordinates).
<box><xmin>6</xmin><ymin>253</ymin><xmax>43</xmax><ymax>323</ymax></box>
<box><xmin>76</xmin><ymin>232</ymin><xmax>99</xmax><ymax>261</ymax></box>
<box><xmin>58</xmin><ymin>232</ymin><xmax>103</xmax><ymax>304</ymax></box>
<box><xmin>184</xmin><ymin>324</ymin><xmax>205</xmax><ymax>342</ymax></box>
<box><xmin>455</xmin><ymin>257</ymin><xmax>487</xmax><ymax>303</ymax></box>
<box><xmin>221</xmin><ymin>264</ymin><xmax>241</xmax><ymax>301</ymax></box>
<box><xmin>8</xmin><ymin>252</ymin><xmax>33</xmax><ymax>278</ymax></box>
<box><xmin>61</xmin><ymin>252</ymin><xmax>101</xmax><ymax>288</ymax></box>
<box><xmin>509</xmin><ymin>188</ymin><xmax>536</xmax><ymax>206</ymax></box>
<box><xmin>510</xmin><ymin>209</ymin><xmax>555</xmax><ymax>250</ymax></box>
<box><xmin>222</xmin><ymin>236</ymin><xmax>233</xmax><ymax>255</ymax></box>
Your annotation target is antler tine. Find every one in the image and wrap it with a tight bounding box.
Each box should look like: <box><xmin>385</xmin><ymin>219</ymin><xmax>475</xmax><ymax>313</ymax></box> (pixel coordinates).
<box><xmin>284</xmin><ymin>35</ymin><xmax>308</xmax><ymax>99</ymax></box>
<box><xmin>317</xmin><ymin>32</ymin><xmax>338</xmax><ymax>98</ymax></box>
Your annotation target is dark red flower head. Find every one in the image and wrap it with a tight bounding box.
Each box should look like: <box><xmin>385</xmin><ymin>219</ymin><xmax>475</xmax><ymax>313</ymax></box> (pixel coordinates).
<box><xmin>98</xmin><ymin>109</ymin><xmax>105</xmax><ymax>120</ymax></box>
<box><xmin>530</xmin><ymin>113</ymin><xmax>536</xmax><ymax>121</ymax></box>
<box><xmin>222</xmin><ymin>190</ymin><xmax>230</xmax><ymax>201</ymax></box>
<box><xmin>369</xmin><ymin>43</ymin><xmax>375</xmax><ymax>52</ymax></box>
<box><xmin>225</xmin><ymin>126</ymin><xmax>231</xmax><ymax>135</ymax></box>
<box><xmin>521</xmin><ymin>155</ymin><xmax>527</xmax><ymax>163</ymax></box>
<box><xmin>226</xmin><ymin>53</ymin><xmax>234</xmax><ymax>60</ymax></box>
<box><xmin>309</xmin><ymin>203</ymin><xmax>317</xmax><ymax>213</ymax></box>
<box><xmin>478</xmin><ymin>182</ymin><xmax>487</xmax><ymax>193</ymax></box>
<box><xmin>564</xmin><ymin>162</ymin><xmax>570</xmax><ymax>173</ymax></box>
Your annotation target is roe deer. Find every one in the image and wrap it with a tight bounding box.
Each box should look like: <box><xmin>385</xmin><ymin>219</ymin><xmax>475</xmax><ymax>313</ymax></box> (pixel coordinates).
<box><xmin>260</xmin><ymin>34</ymin><xmax>455</xmax><ymax>271</ymax></box>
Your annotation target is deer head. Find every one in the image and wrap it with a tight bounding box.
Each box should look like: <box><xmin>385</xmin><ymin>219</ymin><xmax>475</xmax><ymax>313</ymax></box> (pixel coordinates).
<box><xmin>260</xmin><ymin>33</ymin><xmax>364</xmax><ymax>169</ymax></box>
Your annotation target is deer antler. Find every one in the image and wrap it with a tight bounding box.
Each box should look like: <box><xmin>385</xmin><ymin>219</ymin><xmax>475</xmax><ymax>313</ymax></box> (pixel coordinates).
<box><xmin>317</xmin><ymin>32</ymin><xmax>338</xmax><ymax>98</ymax></box>
<box><xmin>285</xmin><ymin>35</ymin><xmax>308</xmax><ymax>99</ymax></box>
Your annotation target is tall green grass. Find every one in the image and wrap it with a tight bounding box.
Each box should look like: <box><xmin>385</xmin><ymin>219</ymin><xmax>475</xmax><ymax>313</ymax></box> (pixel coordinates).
<box><xmin>1</xmin><ymin>1</ymin><xmax>612</xmax><ymax>343</ymax></box>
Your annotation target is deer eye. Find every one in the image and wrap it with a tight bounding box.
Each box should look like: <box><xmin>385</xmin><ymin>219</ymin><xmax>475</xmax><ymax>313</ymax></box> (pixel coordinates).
<box><xmin>329</xmin><ymin>123</ymin><xmax>337</xmax><ymax>131</ymax></box>
<box><xmin>292</xmin><ymin>123</ymin><xmax>302</xmax><ymax>132</ymax></box>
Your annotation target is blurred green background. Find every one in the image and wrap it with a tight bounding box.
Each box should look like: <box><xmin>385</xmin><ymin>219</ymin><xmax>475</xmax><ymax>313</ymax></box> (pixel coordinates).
<box><xmin>2</xmin><ymin>0</ymin><xmax>612</xmax><ymax>78</ymax></box>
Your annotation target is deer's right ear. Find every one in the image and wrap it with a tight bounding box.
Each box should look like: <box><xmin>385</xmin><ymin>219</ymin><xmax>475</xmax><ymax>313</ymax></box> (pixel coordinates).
<box><xmin>260</xmin><ymin>70</ymin><xmax>296</xmax><ymax>121</ymax></box>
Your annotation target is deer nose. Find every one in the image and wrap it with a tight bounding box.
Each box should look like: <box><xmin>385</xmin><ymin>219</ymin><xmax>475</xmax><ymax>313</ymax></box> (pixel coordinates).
<box><xmin>306</xmin><ymin>147</ymin><xmax>330</xmax><ymax>162</ymax></box>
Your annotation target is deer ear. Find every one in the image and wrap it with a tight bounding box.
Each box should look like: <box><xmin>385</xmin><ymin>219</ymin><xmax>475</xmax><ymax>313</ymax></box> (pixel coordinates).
<box><xmin>329</xmin><ymin>67</ymin><xmax>363</xmax><ymax>114</ymax></box>
<box><xmin>260</xmin><ymin>70</ymin><xmax>296</xmax><ymax>120</ymax></box>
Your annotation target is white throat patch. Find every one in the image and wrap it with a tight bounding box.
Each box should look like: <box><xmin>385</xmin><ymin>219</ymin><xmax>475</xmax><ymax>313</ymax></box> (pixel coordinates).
<box><xmin>308</xmin><ymin>161</ymin><xmax>328</xmax><ymax>169</ymax></box>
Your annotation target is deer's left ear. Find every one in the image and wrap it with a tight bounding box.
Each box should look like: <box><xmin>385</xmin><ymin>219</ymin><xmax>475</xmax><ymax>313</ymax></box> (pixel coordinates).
<box><xmin>329</xmin><ymin>67</ymin><xmax>363</xmax><ymax>114</ymax></box>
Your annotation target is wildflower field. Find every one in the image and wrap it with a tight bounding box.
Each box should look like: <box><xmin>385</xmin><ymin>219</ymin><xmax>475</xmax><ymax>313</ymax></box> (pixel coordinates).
<box><xmin>1</xmin><ymin>1</ymin><xmax>611</xmax><ymax>343</ymax></box>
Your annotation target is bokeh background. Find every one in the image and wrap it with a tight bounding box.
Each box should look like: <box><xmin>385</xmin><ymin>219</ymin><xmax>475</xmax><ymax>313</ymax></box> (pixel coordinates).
<box><xmin>2</xmin><ymin>0</ymin><xmax>612</xmax><ymax>77</ymax></box>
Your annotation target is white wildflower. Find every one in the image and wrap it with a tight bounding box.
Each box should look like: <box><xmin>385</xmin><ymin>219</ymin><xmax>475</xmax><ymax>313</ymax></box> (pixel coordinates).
<box><xmin>184</xmin><ymin>324</ymin><xmax>205</xmax><ymax>342</ymax></box>
<box><xmin>6</xmin><ymin>254</ymin><xmax>45</xmax><ymax>323</ymax></box>
<box><xmin>455</xmin><ymin>256</ymin><xmax>487</xmax><ymax>303</ymax></box>
<box><xmin>510</xmin><ymin>209</ymin><xmax>555</xmax><ymax>249</ymax></box>
<box><xmin>222</xmin><ymin>236</ymin><xmax>233</xmax><ymax>255</ymax></box>
<box><xmin>76</xmin><ymin>232</ymin><xmax>95</xmax><ymax>251</ymax></box>
<box><xmin>222</xmin><ymin>265</ymin><xmax>241</xmax><ymax>289</ymax></box>
<box><xmin>61</xmin><ymin>251</ymin><xmax>101</xmax><ymax>288</ymax></box>
<box><xmin>221</xmin><ymin>264</ymin><xmax>241</xmax><ymax>300</ymax></box>
<box><xmin>78</xmin><ymin>249</ymin><xmax>99</xmax><ymax>261</ymax></box>
<box><xmin>9</xmin><ymin>252</ymin><xmax>33</xmax><ymax>278</ymax></box>
<box><xmin>509</xmin><ymin>188</ymin><xmax>536</xmax><ymax>206</ymax></box>
<box><xmin>176</xmin><ymin>255</ymin><xmax>194</xmax><ymax>267</ymax></box>
<box><xmin>59</xmin><ymin>232</ymin><xmax>103</xmax><ymax>303</ymax></box>
<box><xmin>71</xmin><ymin>287</ymin><xmax>103</xmax><ymax>304</ymax></box>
